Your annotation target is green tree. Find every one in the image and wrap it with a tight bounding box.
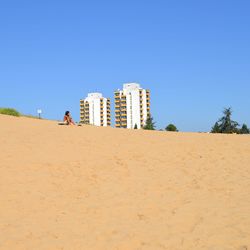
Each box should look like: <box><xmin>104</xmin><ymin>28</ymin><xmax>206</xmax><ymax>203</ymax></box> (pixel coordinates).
<box><xmin>239</xmin><ymin>124</ymin><xmax>250</xmax><ymax>134</ymax></box>
<box><xmin>211</xmin><ymin>122</ymin><xmax>221</xmax><ymax>133</ymax></box>
<box><xmin>211</xmin><ymin>108</ymin><xmax>239</xmax><ymax>134</ymax></box>
<box><xmin>165</xmin><ymin>124</ymin><xmax>178</xmax><ymax>132</ymax></box>
<box><xmin>134</xmin><ymin>123</ymin><xmax>138</xmax><ymax>129</ymax></box>
<box><xmin>219</xmin><ymin>108</ymin><xmax>239</xmax><ymax>133</ymax></box>
<box><xmin>143</xmin><ymin>114</ymin><xmax>156</xmax><ymax>130</ymax></box>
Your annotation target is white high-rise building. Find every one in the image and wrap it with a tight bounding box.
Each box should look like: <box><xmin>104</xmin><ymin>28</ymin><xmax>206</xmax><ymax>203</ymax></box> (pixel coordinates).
<box><xmin>80</xmin><ymin>93</ymin><xmax>111</xmax><ymax>126</ymax></box>
<box><xmin>114</xmin><ymin>83</ymin><xmax>150</xmax><ymax>129</ymax></box>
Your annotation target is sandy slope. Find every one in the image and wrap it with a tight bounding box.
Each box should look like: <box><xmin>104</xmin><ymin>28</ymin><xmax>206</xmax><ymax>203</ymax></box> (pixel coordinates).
<box><xmin>0</xmin><ymin>114</ymin><xmax>250</xmax><ymax>250</ymax></box>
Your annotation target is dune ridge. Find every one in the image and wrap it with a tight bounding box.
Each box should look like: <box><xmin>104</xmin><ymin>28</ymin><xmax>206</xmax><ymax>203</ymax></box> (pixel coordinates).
<box><xmin>0</xmin><ymin>114</ymin><xmax>250</xmax><ymax>250</ymax></box>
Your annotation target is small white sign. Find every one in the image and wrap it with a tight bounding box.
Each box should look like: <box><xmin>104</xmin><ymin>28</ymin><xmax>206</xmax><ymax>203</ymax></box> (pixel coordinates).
<box><xmin>37</xmin><ymin>109</ymin><xmax>42</xmax><ymax>114</ymax></box>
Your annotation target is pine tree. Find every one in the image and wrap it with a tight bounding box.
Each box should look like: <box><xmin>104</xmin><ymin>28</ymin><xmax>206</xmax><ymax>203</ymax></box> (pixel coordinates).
<box><xmin>211</xmin><ymin>108</ymin><xmax>239</xmax><ymax>134</ymax></box>
<box><xmin>219</xmin><ymin>108</ymin><xmax>239</xmax><ymax>133</ymax></box>
<box><xmin>143</xmin><ymin>114</ymin><xmax>156</xmax><ymax>130</ymax></box>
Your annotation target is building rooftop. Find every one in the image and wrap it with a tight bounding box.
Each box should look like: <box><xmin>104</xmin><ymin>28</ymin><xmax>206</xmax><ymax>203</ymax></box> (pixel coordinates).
<box><xmin>123</xmin><ymin>83</ymin><xmax>141</xmax><ymax>90</ymax></box>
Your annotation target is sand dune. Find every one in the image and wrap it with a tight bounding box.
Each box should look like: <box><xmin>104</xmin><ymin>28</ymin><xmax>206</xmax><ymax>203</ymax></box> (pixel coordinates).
<box><xmin>0</xmin><ymin>114</ymin><xmax>250</xmax><ymax>250</ymax></box>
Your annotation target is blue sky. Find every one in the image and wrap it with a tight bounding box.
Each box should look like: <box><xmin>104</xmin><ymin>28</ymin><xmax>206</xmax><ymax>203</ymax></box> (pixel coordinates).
<box><xmin>0</xmin><ymin>0</ymin><xmax>249</xmax><ymax>131</ymax></box>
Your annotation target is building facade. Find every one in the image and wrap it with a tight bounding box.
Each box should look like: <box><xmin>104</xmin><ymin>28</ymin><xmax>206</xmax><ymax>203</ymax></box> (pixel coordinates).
<box><xmin>114</xmin><ymin>83</ymin><xmax>150</xmax><ymax>129</ymax></box>
<box><xmin>80</xmin><ymin>93</ymin><xmax>111</xmax><ymax>126</ymax></box>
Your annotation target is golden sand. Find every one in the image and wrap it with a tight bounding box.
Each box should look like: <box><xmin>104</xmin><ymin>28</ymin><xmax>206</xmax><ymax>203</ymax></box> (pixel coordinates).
<box><xmin>0</xmin><ymin>114</ymin><xmax>250</xmax><ymax>250</ymax></box>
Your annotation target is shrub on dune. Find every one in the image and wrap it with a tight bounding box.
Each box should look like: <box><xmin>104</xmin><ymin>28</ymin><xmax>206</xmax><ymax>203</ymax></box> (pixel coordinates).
<box><xmin>0</xmin><ymin>108</ymin><xmax>20</xmax><ymax>117</ymax></box>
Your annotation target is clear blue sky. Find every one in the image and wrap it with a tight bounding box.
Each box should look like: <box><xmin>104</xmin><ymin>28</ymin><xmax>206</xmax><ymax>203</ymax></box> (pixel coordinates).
<box><xmin>0</xmin><ymin>0</ymin><xmax>249</xmax><ymax>131</ymax></box>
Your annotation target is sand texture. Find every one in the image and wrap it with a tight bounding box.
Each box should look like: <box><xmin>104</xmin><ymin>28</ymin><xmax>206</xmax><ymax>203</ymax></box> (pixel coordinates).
<box><xmin>0</xmin><ymin>114</ymin><xmax>250</xmax><ymax>250</ymax></box>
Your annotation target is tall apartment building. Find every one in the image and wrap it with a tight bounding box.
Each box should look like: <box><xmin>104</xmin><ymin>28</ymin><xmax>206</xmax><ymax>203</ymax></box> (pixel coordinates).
<box><xmin>114</xmin><ymin>83</ymin><xmax>150</xmax><ymax>129</ymax></box>
<box><xmin>80</xmin><ymin>93</ymin><xmax>111</xmax><ymax>126</ymax></box>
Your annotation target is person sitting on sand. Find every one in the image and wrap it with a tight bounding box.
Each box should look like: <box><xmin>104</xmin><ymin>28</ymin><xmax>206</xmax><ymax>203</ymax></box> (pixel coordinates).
<box><xmin>63</xmin><ymin>111</ymin><xmax>75</xmax><ymax>125</ymax></box>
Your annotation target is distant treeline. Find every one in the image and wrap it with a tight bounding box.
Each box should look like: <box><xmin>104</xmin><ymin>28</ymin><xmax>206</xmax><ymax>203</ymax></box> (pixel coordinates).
<box><xmin>1</xmin><ymin>107</ymin><xmax>249</xmax><ymax>134</ymax></box>
<box><xmin>143</xmin><ymin>108</ymin><xmax>249</xmax><ymax>134</ymax></box>
<box><xmin>211</xmin><ymin>107</ymin><xmax>249</xmax><ymax>134</ymax></box>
